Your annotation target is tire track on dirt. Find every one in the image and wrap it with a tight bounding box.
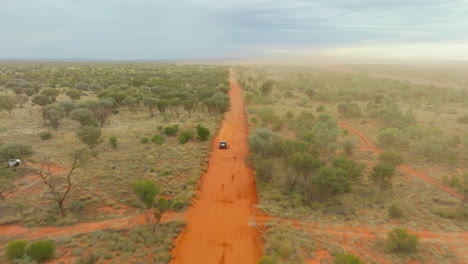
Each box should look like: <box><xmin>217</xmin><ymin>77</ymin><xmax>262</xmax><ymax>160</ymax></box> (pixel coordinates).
<box><xmin>339</xmin><ymin>121</ymin><xmax>463</xmax><ymax>199</ymax></box>
<box><xmin>169</xmin><ymin>70</ymin><xmax>263</xmax><ymax>264</ymax></box>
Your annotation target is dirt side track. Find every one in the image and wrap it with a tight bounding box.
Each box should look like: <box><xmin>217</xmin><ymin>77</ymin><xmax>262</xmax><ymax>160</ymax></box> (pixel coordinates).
<box><xmin>169</xmin><ymin>70</ymin><xmax>263</xmax><ymax>264</ymax></box>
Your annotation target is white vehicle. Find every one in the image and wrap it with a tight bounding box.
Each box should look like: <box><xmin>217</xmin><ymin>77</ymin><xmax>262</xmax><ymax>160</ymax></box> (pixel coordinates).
<box><xmin>219</xmin><ymin>141</ymin><xmax>227</xmax><ymax>149</ymax></box>
<box><xmin>7</xmin><ymin>159</ymin><xmax>21</xmax><ymax>167</ymax></box>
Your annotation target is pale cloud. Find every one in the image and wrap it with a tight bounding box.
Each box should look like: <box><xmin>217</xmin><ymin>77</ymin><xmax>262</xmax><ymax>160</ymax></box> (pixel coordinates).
<box><xmin>0</xmin><ymin>0</ymin><xmax>467</xmax><ymax>60</ymax></box>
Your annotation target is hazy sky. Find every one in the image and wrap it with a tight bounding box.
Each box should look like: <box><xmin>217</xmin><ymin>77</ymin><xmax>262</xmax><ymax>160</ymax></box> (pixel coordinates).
<box><xmin>1</xmin><ymin>0</ymin><xmax>468</xmax><ymax>60</ymax></box>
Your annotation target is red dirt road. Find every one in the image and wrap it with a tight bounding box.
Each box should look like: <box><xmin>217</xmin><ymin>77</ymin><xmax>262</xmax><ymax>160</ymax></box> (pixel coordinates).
<box><xmin>169</xmin><ymin>71</ymin><xmax>263</xmax><ymax>264</ymax></box>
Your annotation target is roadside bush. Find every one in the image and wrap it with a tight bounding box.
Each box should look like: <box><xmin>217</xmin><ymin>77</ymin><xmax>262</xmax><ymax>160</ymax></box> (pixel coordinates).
<box><xmin>140</xmin><ymin>137</ymin><xmax>149</xmax><ymax>144</ymax></box>
<box><xmin>6</xmin><ymin>240</ymin><xmax>27</xmax><ymax>260</ymax></box>
<box><xmin>385</xmin><ymin>228</ymin><xmax>418</xmax><ymax>253</ymax></box>
<box><xmin>248</xmin><ymin>128</ymin><xmax>282</xmax><ymax>158</ymax></box>
<box><xmin>26</xmin><ymin>240</ymin><xmax>56</xmax><ymax>262</ymax></box>
<box><xmin>388</xmin><ymin>204</ymin><xmax>404</xmax><ymax>219</ymax></box>
<box><xmin>196</xmin><ymin>124</ymin><xmax>210</xmax><ymax>141</ymax></box>
<box><xmin>255</xmin><ymin>158</ymin><xmax>274</xmax><ymax>182</ymax></box>
<box><xmin>379</xmin><ymin>151</ymin><xmax>405</xmax><ymax>167</ymax></box>
<box><xmin>333</xmin><ymin>253</ymin><xmax>364</xmax><ymax>264</ymax></box>
<box><xmin>39</xmin><ymin>131</ymin><xmax>53</xmax><ymax>140</ymax></box>
<box><xmin>163</xmin><ymin>125</ymin><xmax>179</xmax><ymax>136</ymax></box>
<box><xmin>109</xmin><ymin>137</ymin><xmax>118</xmax><ymax>148</ymax></box>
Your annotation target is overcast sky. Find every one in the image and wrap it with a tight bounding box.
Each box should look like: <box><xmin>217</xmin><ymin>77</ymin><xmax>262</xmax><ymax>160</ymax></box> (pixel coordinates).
<box><xmin>1</xmin><ymin>0</ymin><xmax>468</xmax><ymax>61</ymax></box>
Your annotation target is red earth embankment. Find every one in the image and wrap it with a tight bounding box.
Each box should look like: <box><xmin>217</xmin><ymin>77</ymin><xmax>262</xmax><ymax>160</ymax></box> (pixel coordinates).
<box><xmin>169</xmin><ymin>70</ymin><xmax>263</xmax><ymax>264</ymax></box>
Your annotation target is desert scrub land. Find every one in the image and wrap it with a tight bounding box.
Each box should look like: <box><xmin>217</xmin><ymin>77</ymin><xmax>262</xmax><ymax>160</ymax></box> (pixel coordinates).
<box><xmin>237</xmin><ymin>65</ymin><xmax>467</xmax><ymax>264</ymax></box>
<box><xmin>0</xmin><ymin>62</ymin><xmax>230</xmax><ymax>263</ymax></box>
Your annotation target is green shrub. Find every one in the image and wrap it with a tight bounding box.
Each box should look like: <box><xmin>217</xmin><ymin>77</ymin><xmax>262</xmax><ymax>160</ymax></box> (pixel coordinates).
<box><xmin>163</xmin><ymin>125</ymin><xmax>179</xmax><ymax>136</ymax></box>
<box><xmin>178</xmin><ymin>135</ymin><xmax>188</xmax><ymax>144</ymax></box>
<box><xmin>388</xmin><ymin>204</ymin><xmax>404</xmax><ymax>219</ymax></box>
<box><xmin>316</xmin><ymin>105</ymin><xmax>325</xmax><ymax>112</ymax></box>
<box><xmin>196</xmin><ymin>124</ymin><xmax>210</xmax><ymax>141</ymax></box>
<box><xmin>140</xmin><ymin>137</ymin><xmax>149</xmax><ymax>144</ymax></box>
<box><xmin>333</xmin><ymin>253</ymin><xmax>364</xmax><ymax>264</ymax></box>
<box><xmin>26</xmin><ymin>240</ymin><xmax>56</xmax><ymax>262</ymax></box>
<box><xmin>385</xmin><ymin>228</ymin><xmax>418</xmax><ymax>252</ymax></box>
<box><xmin>6</xmin><ymin>240</ymin><xmax>27</xmax><ymax>260</ymax></box>
<box><xmin>109</xmin><ymin>137</ymin><xmax>118</xmax><ymax>148</ymax></box>
<box><xmin>179</xmin><ymin>130</ymin><xmax>194</xmax><ymax>144</ymax></box>
<box><xmin>39</xmin><ymin>131</ymin><xmax>52</xmax><ymax>140</ymax></box>
<box><xmin>151</xmin><ymin>135</ymin><xmax>165</xmax><ymax>145</ymax></box>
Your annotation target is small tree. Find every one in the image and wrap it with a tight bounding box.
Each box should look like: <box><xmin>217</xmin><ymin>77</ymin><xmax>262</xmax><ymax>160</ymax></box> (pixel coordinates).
<box><xmin>70</xmin><ymin>108</ymin><xmax>97</xmax><ymax>126</ymax></box>
<box><xmin>66</xmin><ymin>89</ymin><xmax>81</xmax><ymax>101</ymax></box>
<box><xmin>371</xmin><ymin>162</ymin><xmax>396</xmax><ymax>191</ymax></box>
<box><xmin>32</xmin><ymin>95</ymin><xmax>52</xmax><ymax>107</ymax></box>
<box><xmin>133</xmin><ymin>180</ymin><xmax>159</xmax><ymax>209</ymax></box>
<box><xmin>379</xmin><ymin>151</ymin><xmax>405</xmax><ymax>167</ymax></box>
<box><xmin>95</xmin><ymin>99</ymin><xmax>115</xmax><ymax>127</ymax></box>
<box><xmin>156</xmin><ymin>99</ymin><xmax>168</xmax><ymax>115</ymax></box>
<box><xmin>38</xmin><ymin>149</ymin><xmax>88</xmax><ymax>217</ymax></box>
<box><xmin>332</xmin><ymin>157</ymin><xmax>364</xmax><ymax>182</ymax></box>
<box><xmin>196</xmin><ymin>124</ymin><xmax>210</xmax><ymax>141</ymax></box>
<box><xmin>0</xmin><ymin>95</ymin><xmax>17</xmax><ymax>115</ymax></box>
<box><xmin>342</xmin><ymin>138</ymin><xmax>357</xmax><ymax>156</ymax></box>
<box><xmin>0</xmin><ymin>143</ymin><xmax>34</xmax><ymax>161</ymax></box>
<box><xmin>312</xmin><ymin>166</ymin><xmax>352</xmax><ymax>198</ymax></box>
<box><xmin>143</xmin><ymin>97</ymin><xmax>158</xmax><ymax>117</ymax></box>
<box><xmin>40</xmin><ymin>88</ymin><xmax>60</xmax><ymax>98</ymax></box>
<box><xmin>43</xmin><ymin>105</ymin><xmax>65</xmax><ymax>129</ymax></box>
<box><xmin>76</xmin><ymin>125</ymin><xmax>103</xmax><ymax>149</ymax></box>
<box><xmin>15</xmin><ymin>94</ymin><xmax>29</xmax><ymax>108</ymax></box>
<box><xmin>385</xmin><ymin>228</ymin><xmax>418</xmax><ymax>252</ymax></box>
<box><xmin>58</xmin><ymin>101</ymin><xmax>75</xmax><ymax>117</ymax></box>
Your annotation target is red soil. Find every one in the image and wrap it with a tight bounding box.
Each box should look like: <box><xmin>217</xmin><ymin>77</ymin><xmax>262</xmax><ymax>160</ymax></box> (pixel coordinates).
<box><xmin>169</xmin><ymin>70</ymin><xmax>263</xmax><ymax>264</ymax></box>
<box><xmin>0</xmin><ymin>211</ymin><xmax>180</xmax><ymax>240</ymax></box>
<box><xmin>339</xmin><ymin>121</ymin><xmax>463</xmax><ymax>199</ymax></box>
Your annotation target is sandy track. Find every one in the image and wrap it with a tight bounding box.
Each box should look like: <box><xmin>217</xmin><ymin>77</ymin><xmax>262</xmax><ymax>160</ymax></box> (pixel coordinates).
<box><xmin>0</xmin><ymin>212</ymin><xmax>180</xmax><ymax>240</ymax></box>
<box><xmin>339</xmin><ymin>121</ymin><xmax>463</xmax><ymax>199</ymax></box>
<box><xmin>169</xmin><ymin>70</ymin><xmax>263</xmax><ymax>264</ymax></box>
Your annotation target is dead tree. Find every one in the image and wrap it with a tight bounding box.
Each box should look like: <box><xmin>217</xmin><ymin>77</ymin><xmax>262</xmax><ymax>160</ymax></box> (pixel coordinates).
<box><xmin>38</xmin><ymin>150</ymin><xmax>87</xmax><ymax>217</ymax></box>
